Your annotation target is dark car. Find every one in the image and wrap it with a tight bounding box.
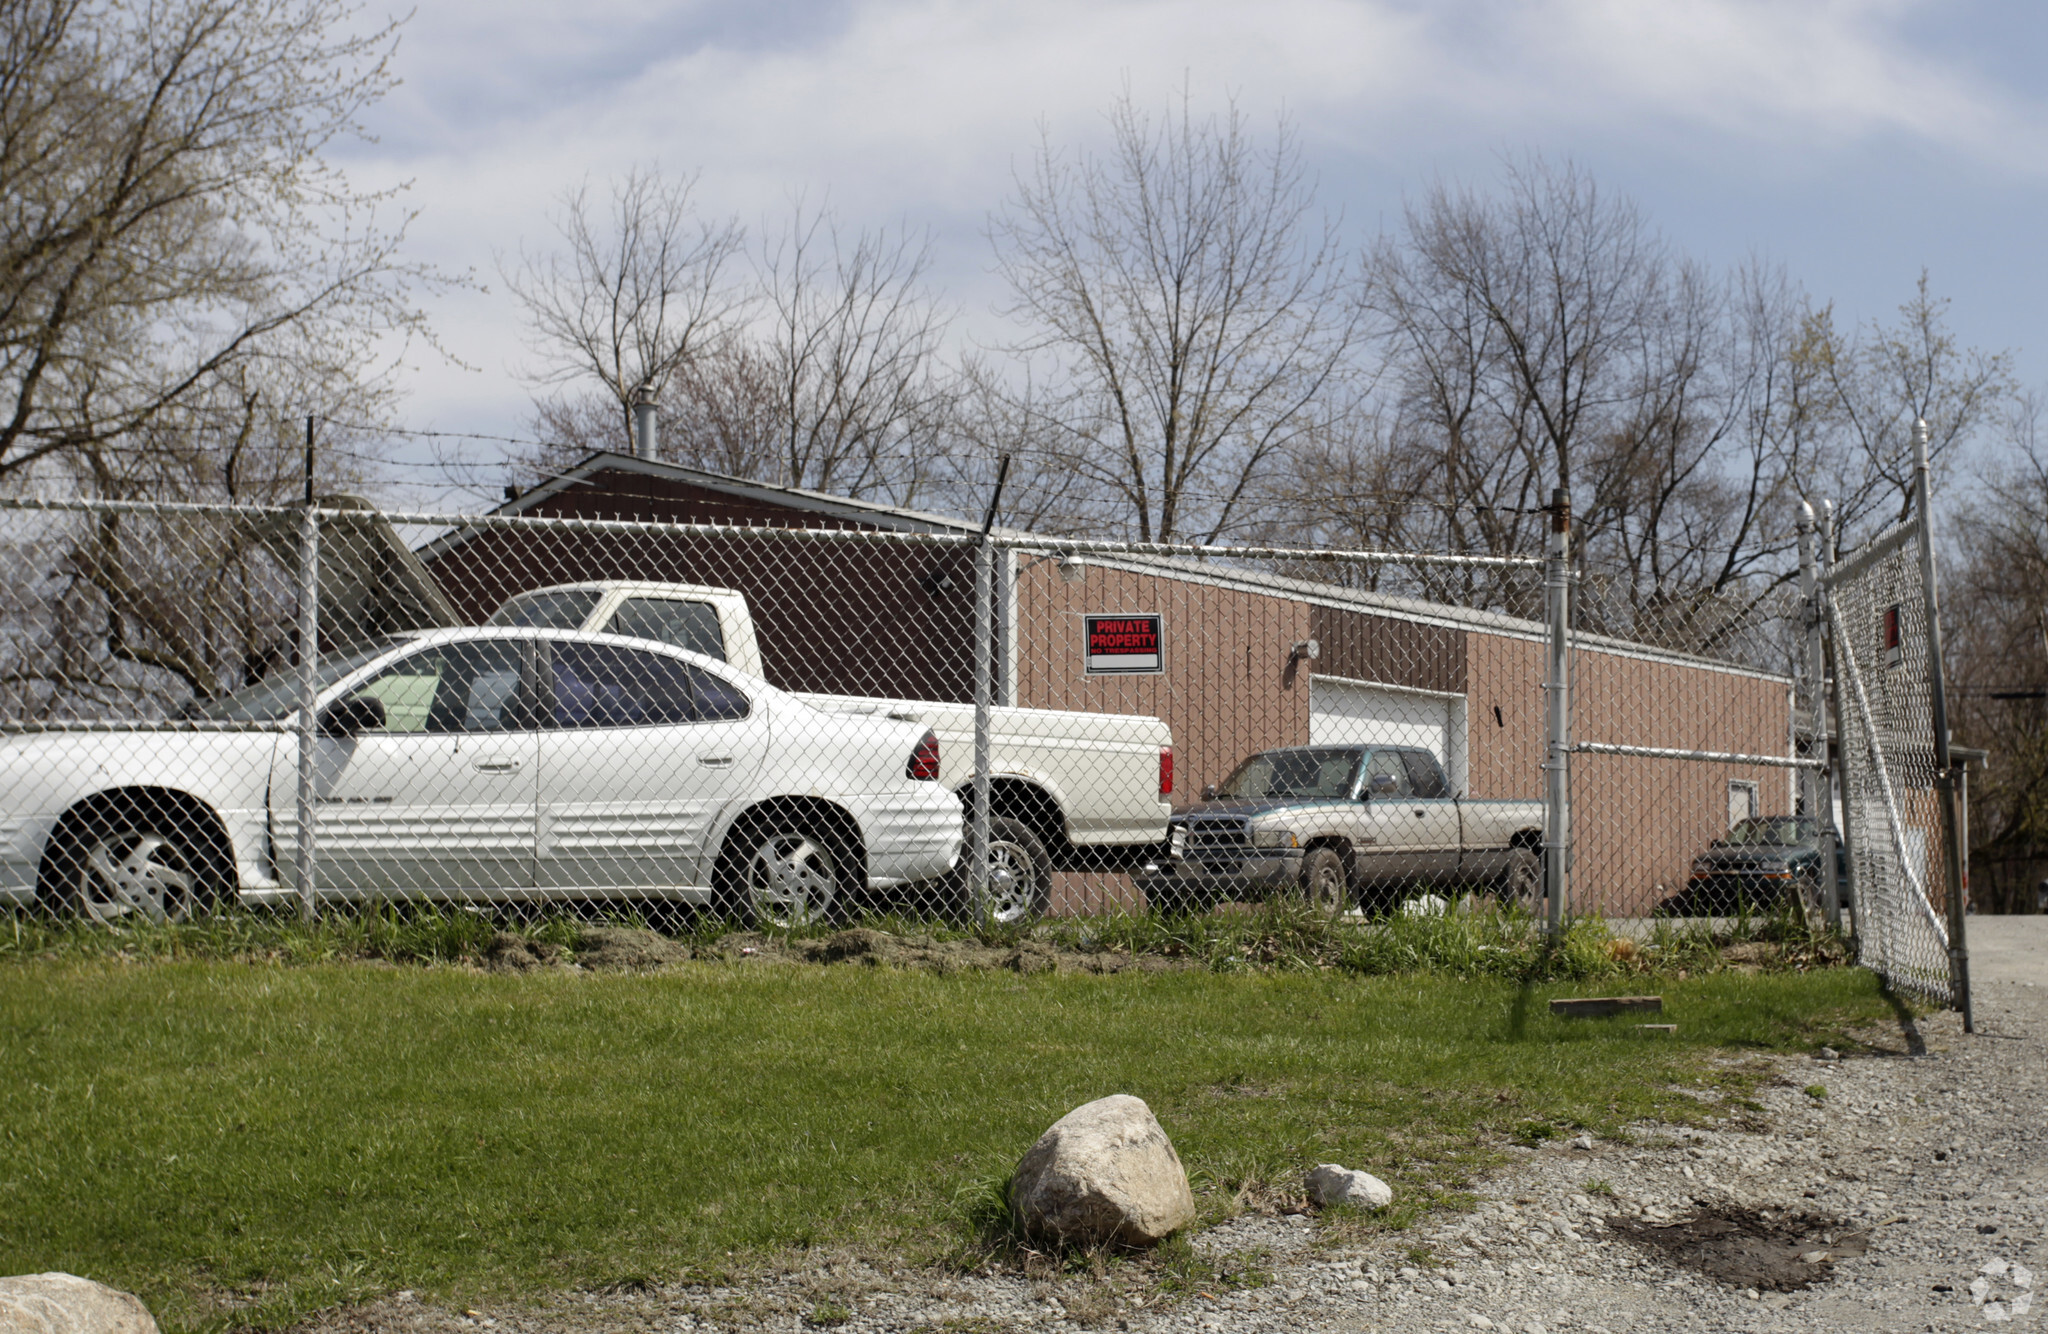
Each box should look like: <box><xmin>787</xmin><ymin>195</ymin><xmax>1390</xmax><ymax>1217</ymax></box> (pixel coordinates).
<box><xmin>1661</xmin><ymin>815</ymin><xmax>1846</xmax><ymax>917</ymax></box>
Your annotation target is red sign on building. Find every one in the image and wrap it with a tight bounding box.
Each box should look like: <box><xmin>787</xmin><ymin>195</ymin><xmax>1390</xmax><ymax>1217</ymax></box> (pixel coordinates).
<box><xmin>1085</xmin><ymin>614</ymin><xmax>1163</xmax><ymax>674</ymax></box>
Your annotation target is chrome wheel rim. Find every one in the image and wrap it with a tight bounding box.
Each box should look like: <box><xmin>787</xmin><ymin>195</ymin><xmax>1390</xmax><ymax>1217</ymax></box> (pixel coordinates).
<box><xmin>1305</xmin><ymin>860</ymin><xmax>1346</xmax><ymax>914</ymax></box>
<box><xmin>981</xmin><ymin>837</ymin><xmax>1040</xmax><ymax>925</ymax></box>
<box><xmin>746</xmin><ymin>833</ymin><xmax>836</xmax><ymax>928</ymax></box>
<box><xmin>78</xmin><ymin>830</ymin><xmax>195</xmax><ymax>925</ymax></box>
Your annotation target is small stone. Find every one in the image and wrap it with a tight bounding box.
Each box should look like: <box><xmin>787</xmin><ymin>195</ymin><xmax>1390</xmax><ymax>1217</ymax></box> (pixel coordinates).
<box><xmin>1306</xmin><ymin>1163</ymin><xmax>1394</xmax><ymax>1210</ymax></box>
<box><xmin>1570</xmin><ymin>1135</ymin><xmax>1595</xmax><ymax>1151</ymax></box>
<box><xmin>1746</xmin><ymin>1288</ymin><xmax>1761</xmax><ymax>1300</ymax></box>
<box><xmin>0</xmin><ymin>1274</ymin><xmax>158</xmax><ymax>1334</ymax></box>
<box><xmin>1816</xmin><ymin>1047</ymin><xmax>1841</xmax><ymax>1061</ymax></box>
<box><xmin>1468</xmin><ymin>1317</ymin><xmax>1495</xmax><ymax>1330</ymax></box>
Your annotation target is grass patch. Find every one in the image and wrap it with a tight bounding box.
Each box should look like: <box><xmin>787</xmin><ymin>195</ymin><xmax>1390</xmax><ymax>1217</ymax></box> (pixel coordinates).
<box><xmin>0</xmin><ymin>950</ymin><xmax>1892</xmax><ymax>1332</ymax></box>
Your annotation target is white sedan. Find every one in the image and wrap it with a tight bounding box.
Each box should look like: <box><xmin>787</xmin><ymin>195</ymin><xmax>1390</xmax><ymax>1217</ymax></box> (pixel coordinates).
<box><xmin>0</xmin><ymin>628</ymin><xmax>962</xmax><ymax>926</ymax></box>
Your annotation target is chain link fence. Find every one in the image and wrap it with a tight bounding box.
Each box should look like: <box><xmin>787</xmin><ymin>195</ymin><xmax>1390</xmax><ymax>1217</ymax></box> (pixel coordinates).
<box><xmin>1562</xmin><ymin>561</ymin><xmax>1815</xmax><ymax>929</ymax></box>
<box><xmin>1823</xmin><ymin>514</ymin><xmax>1964</xmax><ymax>1004</ymax></box>
<box><xmin>0</xmin><ymin>493</ymin><xmax>1570</xmax><ymax>928</ymax></box>
<box><xmin>0</xmin><ymin>459</ymin><xmax>1973</xmax><ymax>1004</ymax></box>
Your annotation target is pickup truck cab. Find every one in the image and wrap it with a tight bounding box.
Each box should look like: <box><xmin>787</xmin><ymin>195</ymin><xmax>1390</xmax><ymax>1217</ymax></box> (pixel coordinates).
<box><xmin>1137</xmin><ymin>744</ymin><xmax>1543</xmax><ymax>913</ymax></box>
<box><xmin>487</xmin><ymin>582</ymin><xmax>1174</xmax><ymax>922</ymax></box>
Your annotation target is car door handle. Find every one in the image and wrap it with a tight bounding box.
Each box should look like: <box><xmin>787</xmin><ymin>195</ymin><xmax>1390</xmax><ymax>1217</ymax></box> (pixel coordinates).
<box><xmin>473</xmin><ymin>758</ymin><xmax>521</xmax><ymax>774</ymax></box>
<box><xmin>698</xmin><ymin>755</ymin><xmax>734</xmax><ymax>768</ymax></box>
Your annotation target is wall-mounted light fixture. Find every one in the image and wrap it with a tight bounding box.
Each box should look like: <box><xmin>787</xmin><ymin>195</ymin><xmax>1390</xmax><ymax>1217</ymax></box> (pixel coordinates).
<box><xmin>1289</xmin><ymin>638</ymin><xmax>1320</xmax><ymax>664</ymax></box>
<box><xmin>1057</xmin><ymin>555</ymin><xmax>1088</xmax><ymax>585</ymax></box>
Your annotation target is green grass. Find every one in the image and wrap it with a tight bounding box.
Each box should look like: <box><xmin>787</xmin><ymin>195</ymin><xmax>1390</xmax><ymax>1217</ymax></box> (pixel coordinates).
<box><xmin>0</xmin><ymin>956</ymin><xmax>1893</xmax><ymax>1332</ymax></box>
<box><xmin>0</xmin><ymin>894</ymin><xmax>1846</xmax><ymax>980</ymax></box>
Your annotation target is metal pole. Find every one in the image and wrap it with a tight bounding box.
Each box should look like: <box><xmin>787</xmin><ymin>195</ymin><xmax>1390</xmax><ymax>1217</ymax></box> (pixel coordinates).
<box><xmin>968</xmin><ymin>455</ymin><xmax>1010</xmax><ymax>922</ymax></box>
<box><xmin>1798</xmin><ymin>502</ymin><xmax>1842</xmax><ymax>931</ymax></box>
<box><xmin>632</xmin><ymin>384</ymin><xmax>659</xmax><ymax>461</ymax></box>
<box><xmin>295</xmin><ymin>418</ymin><xmax>319</xmax><ymax>921</ymax></box>
<box><xmin>1543</xmin><ymin>487</ymin><xmax>1571</xmax><ymax>940</ymax></box>
<box><xmin>1913</xmin><ymin>419</ymin><xmax>1973</xmax><ymax>1030</ymax></box>
<box><xmin>1820</xmin><ymin>501</ymin><xmax>1856</xmax><ymax>933</ymax></box>
<box><xmin>970</xmin><ymin>539</ymin><xmax>993</xmax><ymax>919</ymax></box>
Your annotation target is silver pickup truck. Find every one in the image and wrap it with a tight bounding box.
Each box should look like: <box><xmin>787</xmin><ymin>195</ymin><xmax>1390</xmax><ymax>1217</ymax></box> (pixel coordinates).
<box><xmin>1137</xmin><ymin>745</ymin><xmax>1544</xmax><ymax>912</ymax></box>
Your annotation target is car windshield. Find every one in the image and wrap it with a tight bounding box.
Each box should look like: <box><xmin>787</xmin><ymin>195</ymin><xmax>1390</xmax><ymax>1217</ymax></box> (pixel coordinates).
<box><xmin>1215</xmin><ymin>748</ymin><xmax>1362</xmax><ymax>800</ymax></box>
<box><xmin>179</xmin><ymin>643</ymin><xmax>397</xmax><ymax>722</ymax></box>
<box><xmin>1721</xmin><ymin>816</ymin><xmax>1815</xmax><ymax>847</ymax></box>
<box><xmin>486</xmin><ymin>588</ymin><xmax>603</xmax><ymax>631</ymax></box>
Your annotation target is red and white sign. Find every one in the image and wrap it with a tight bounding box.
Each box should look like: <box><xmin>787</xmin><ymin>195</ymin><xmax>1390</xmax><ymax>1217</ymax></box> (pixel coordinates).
<box><xmin>1085</xmin><ymin>614</ymin><xmax>1163</xmax><ymax>674</ymax></box>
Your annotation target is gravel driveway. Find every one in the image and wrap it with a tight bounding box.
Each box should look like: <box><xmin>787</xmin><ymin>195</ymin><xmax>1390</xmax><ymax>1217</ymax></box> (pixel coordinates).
<box><xmin>311</xmin><ymin>919</ymin><xmax>2046</xmax><ymax>1334</ymax></box>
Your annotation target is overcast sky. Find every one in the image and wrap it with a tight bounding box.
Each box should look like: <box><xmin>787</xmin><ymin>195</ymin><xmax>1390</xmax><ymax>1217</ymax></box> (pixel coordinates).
<box><xmin>338</xmin><ymin>0</ymin><xmax>2048</xmax><ymax>505</ymax></box>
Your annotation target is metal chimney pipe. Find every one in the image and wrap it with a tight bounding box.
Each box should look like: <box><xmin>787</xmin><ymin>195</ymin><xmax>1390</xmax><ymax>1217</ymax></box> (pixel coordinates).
<box><xmin>632</xmin><ymin>385</ymin><xmax>659</xmax><ymax>460</ymax></box>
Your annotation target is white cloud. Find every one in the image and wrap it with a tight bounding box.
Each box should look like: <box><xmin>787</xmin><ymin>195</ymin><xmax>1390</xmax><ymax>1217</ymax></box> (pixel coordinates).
<box><xmin>336</xmin><ymin>0</ymin><xmax>2048</xmax><ymax>473</ymax></box>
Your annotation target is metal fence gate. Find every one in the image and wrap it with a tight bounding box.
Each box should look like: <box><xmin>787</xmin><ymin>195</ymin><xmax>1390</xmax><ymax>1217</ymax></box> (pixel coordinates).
<box><xmin>1814</xmin><ymin>424</ymin><xmax>1972</xmax><ymax>1017</ymax></box>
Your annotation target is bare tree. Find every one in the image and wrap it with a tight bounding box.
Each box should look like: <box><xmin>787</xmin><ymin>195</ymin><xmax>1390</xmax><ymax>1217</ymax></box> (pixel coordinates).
<box><xmin>1343</xmin><ymin>158</ymin><xmax>2011</xmax><ymax>660</ymax></box>
<box><xmin>506</xmin><ymin>168</ymin><xmax>747</xmax><ymax>449</ymax></box>
<box><xmin>523</xmin><ymin>201</ymin><xmax>957</xmax><ymax>507</ymax></box>
<box><xmin>1946</xmin><ymin>396</ymin><xmax>2048</xmax><ymax>910</ymax></box>
<box><xmin>747</xmin><ymin>205</ymin><xmax>956</xmax><ymax>505</ymax></box>
<box><xmin>0</xmin><ymin>0</ymin><xmax>431</xmax><ymax>492</ymax></box>
<box><xmin>1803</xmin><ymin>274</ymin><xmax>2015</xmax><ymax>542</ymax></box>
<box><xmin>988</xmin><ymin>88</ymin><xmax>1361</xmax><ymax>545</ymax></box>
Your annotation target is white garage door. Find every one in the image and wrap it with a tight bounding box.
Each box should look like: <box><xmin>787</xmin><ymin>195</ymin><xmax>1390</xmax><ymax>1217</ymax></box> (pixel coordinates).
<box><xmin>1309</xmin><ymin>677</ymin><xmax>1466</xmax><ymax>791</ymax></box>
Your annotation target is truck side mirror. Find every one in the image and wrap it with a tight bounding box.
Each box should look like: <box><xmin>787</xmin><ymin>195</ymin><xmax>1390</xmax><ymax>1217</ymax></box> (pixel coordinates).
<box><xmin>1367</xmin><ymin>773</ymin><xmax>1399</xmax><ymax>797</ymax></box>
<box><xmin>1202</xmin><ymin>784</ymin><xmax>1218</xmax><ymax>801</ymax></box>
<box><xmin>320</xmin><ymin>694</ymin><xmax>386</xmax><ymax>737</ymax></box>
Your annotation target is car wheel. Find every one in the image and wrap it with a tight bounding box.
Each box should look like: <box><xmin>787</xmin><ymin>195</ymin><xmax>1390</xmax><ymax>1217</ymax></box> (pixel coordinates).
<box><xmin>1299</xmin><ymin>847</ymin><xmax>1349</xmax><ymax>915</ymax></box>
<box><xmin>738</xmin><ymin>825</ymin><xmax>845</xmax><ymax>929</ymax></box>
<box><xmin>955</xmin><ymin>817</ymin><xmax>1052</xmax><ymax>925</ymax></box>
<box><xmin>46</xmin><ymin>805</ymin><xmax>209</xmax><ymax>924</ymax></box>
<box><xmin>1146</xmin><ymin>875</ymin><xmax>1209</xmax><ymax>916</ymax></box>
<box><xmin>1499</xmin><ymin>848</ymin><xmax>1541</xmax><ymax>905</ymax></box>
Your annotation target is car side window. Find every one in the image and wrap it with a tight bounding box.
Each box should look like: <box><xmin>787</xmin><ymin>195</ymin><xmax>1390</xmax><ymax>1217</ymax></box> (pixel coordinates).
<box><xmin>605</xmin><ymin>597</ymin><xmax>727</xmax><ymax>662</ymax></box>
<box><xmin>343</xmin><ymin>640</ymin><xmax>531</xmax><ymax>734</ymax></box>
<box><xmin>548</xmin><ymin>642</ymin><xmax>703</xmax><ymax>729</ymax></box>
<box><xmin>1400</xmin><ymin>750</ymin><xmax>1449</xmax><ymax>798</ymax></box>
<box><xmin>1359</xmin><ymin>749</ymin><xmax>1412</xmax><ymax>798</ymax></box>
<box><xmin>691</xmin><ymin>666</ymin><xmax>751</xmax><ymax>721</ymax></box>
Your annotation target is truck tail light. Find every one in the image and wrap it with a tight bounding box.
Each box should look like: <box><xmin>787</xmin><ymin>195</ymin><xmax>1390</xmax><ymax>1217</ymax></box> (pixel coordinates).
<box><xmin>907</xmin><ymin>730</ymin><xmax>941</xmax><ymax>781</ymax></box>
<box><xmin>1159</xmin><ymin>745</ymin><xmax>1173</xmax><ymax>797</ymax></box>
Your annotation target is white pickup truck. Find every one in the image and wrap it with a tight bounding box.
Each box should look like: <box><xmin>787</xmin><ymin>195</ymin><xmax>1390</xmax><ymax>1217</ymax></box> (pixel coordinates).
<box><xmin>485</xmin><ymin>581</ymin><xmax>1174</xmax><ymax>922</ymax></box>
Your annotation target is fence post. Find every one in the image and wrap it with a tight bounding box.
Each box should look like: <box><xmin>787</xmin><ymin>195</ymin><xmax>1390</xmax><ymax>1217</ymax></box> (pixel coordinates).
<box><xmin>967</xmin><ymin>456</ymin><xmax>1009</xmax><ymax>922</ymax></box>
<box><xmin>969</xmin><ymin>536</ymin><xmax>993</xmax><ymax>919</ymax></box>
<box><xmin>1797</xmin><ymin>502</ymin><xmax>1842</xmax><ymax>931</ymax></box>
<box><xmin>294</xmin><ymin>480</ymin><xmax>319</xmax><ymax>923</ymax></box>
<box><xmin>1913</xmin><ymin>419</ymin><xmax>1973</xmax><ymax>1030</ymax></box>
<box><xmin>1543</xmin><ymin>487</ymin><xmax>1571</xmax><ymax>939</ymax></box>
<box><xmin>1819</xmin><ymin>500</ymin><xmax>1858</xmax><ymax>929</ymax></box>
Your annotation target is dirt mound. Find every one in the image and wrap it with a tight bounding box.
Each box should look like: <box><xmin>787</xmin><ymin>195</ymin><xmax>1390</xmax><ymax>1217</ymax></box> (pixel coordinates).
<box><xmin>483</xmin><ymin>932</ymin><xmax>563</xmax><ymax>972</ymax></box>
<box><xmin>576</xmin><ymin>927</ymin><xmax>693</xmax><ymax>970</ymax></box>
<box><xmin>480</xmin><ymin>925</ymin><xmax>1195</xmax><ymax>976</ymax></box>
<box><xmin>1608</xmin><ymin>1207</ymin><xmax>1869</xmax><ymax>1291</ymax></box>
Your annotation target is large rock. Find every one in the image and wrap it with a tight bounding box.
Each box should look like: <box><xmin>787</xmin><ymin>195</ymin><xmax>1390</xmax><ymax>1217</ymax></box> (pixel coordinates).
<box><xmin>1011</xmin><ymin>1094</ymin><xmax>1196</xmax><ymax>1248</ymax></box>
<box><xmin>0</xmin><ymin>1275</ymin><xmax>157</xmax><ymax>1334</ymax></box>
<box><xmin>1306</xmin><ymin>1163</ymin><xmax>1394</xmax><ymax>1209</ymax></box>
